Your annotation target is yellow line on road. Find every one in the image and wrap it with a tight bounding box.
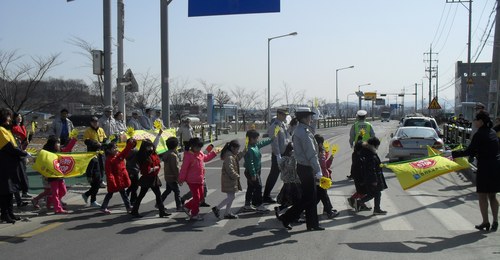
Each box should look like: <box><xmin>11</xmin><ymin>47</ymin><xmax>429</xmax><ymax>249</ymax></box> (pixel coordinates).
<box><xmin>0</xmin><ymin>222</ymin><xmax>63</xmax><ymax>244</ymax></box>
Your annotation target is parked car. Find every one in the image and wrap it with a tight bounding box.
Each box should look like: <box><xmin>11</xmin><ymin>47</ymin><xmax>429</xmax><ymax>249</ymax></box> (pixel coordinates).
<box><xmin>387</xmin><ymin>126</ymin><xmax>444</xmax><ymax>161</ymax></box>
<box><xmin>402</xmin><ymin>116</ymin><xmax>442</xmax><ymax>136</ymax></box>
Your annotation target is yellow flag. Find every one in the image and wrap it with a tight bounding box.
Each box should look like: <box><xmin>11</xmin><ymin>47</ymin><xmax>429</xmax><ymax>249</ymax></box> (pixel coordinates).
<box><xmin>0</xmin><ymin>126</ymin><xmax>17</xmax><ymax>149</ymax></box>
<box><xmin>427</xmin><ymin>145</ymin><xmax>470</xmax><ymax>171</ymax></box>
<box><xmin>319</xmin><ymin>176</ymin><xmax>332</xmax><ymax>189</ymax></box>
<box><xmin>69</xmin><ymin>129</ymin><xmax>79</xmax><ymax>139</ymax></box>
<box><xmin>331</xmin><ymin>144</ymin><xmax>339</xmax><ymax>156</ymax></box>
<box><xmin>126</xmin><ymin>127</ymin><xmax>135</xmax><ymax>138</ymax></box>
<box><xmin>323</xmin><ymin>141</ymin><xmax>330</xmax><ymax>153</ymax></box>
<box><xmin>383</xmin><ymin>155</ymin><xmax>462</xmax><ymax>190</ymax></box>
<box><xmin>274</xmin><ymin>125</ymin><xmax>280</xmax><ymax>137</ymax></box>
<box><xmin>245</xmin><ymin>137</ymin><xmax>249</xmax><ymax>149</ymax></box>
<box><xmin>153</xmin><ymin>119</ymin><xmax>162</xmax><ymax>130</ymax></box>
<box><xmin>121</xmin><ymin>129</ymin><xmax>176</xmax><ymax>154</ymax></box>
<box><xmin>33</xmin><ymin>150</ymin><xmax>97</xmax><ymax>178</ymax></box>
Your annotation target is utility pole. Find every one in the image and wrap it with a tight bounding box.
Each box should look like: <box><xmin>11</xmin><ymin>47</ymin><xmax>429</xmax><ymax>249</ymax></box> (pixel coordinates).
<box><xmin>424</xmin><ymin>45</ymin><xmax>438</xmax><ymax>115</ymax></box>
<box><xmin>103</xmin><ymin>0</ymin><xmax>112</xmax><ymax>106</ymax></box>
<box><xmin>488</xmin><ymin>0</ymin><xmax>500</xmax><ymax>117</ymax></box>
<box><xmin>161</xmin><ymin>0</ymin><xmax>173</xmax><ymax>128</ymax></box>
<box><xmin>415</xmin><ymin>83</ymin><xmax>418</xmax><ymax>113</ymax></box>
<box><xmin>446</xmin><ymin>0</ymin><xmax>473</xmax><ymax>102</ymax></box>
<box><xmin>117</xmin><ymin>0</ymin><xmax>125</xmax><ymax>117</ymax></box>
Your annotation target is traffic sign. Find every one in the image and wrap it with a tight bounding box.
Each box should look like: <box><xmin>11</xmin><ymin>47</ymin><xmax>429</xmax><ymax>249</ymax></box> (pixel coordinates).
<box><xmin>364</xmin><ymin>92</ymin><xmax>377</xmax><ymax>100</ymax></box>
<box><xmin>428</xmin><ymin>97</ymin><xmax>442</xmax><ymax>109</ymax></box>
<box><xmin>188</xmin><ymin>0</ymin><xmax>280</xmax><ymax>17</ymax></box>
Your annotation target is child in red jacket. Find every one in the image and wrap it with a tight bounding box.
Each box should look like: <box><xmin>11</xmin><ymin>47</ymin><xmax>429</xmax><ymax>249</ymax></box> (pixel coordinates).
<box><xmin>100</xmin><ymin>138</ymin><xmax>137</xmax><ymax>214</ymax></box>
<box><xmin>178</xmin><ymin>138</ymin><xmax>217</xmax><ymax>220</ymax></box>
<box><xmin>130</xmin><ymin>130</ymin><xmax>169</xmax><ymax>218</ymax></box>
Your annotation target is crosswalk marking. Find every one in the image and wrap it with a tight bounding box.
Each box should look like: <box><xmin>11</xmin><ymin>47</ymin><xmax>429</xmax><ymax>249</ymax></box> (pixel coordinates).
<box><xmin>125</xmin><ymin>187</ymin><xmax>475</xmax><ymax>232</ymax></box>
<box><xmin>407</xmin><ymin>190</ymin><xmax>474</xmax><ymax>231</ymax></box>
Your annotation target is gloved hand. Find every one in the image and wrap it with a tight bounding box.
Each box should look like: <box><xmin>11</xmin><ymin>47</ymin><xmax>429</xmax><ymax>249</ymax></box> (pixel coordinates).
<box><xmin>315</xmin><ymin>171</ymin><xmax>323</xmax><ymax>180</ymax></box>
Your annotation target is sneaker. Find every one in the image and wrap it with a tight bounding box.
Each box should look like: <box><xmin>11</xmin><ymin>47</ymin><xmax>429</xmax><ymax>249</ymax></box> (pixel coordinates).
<box><xmin>82</xmin><ymin>194</ymin><xmax>89</xmax><ymax>204</ymax></box>
<box><xmin>17</xmin><ymin>202</ymin><xmax>28</xmax><ymax>207</ymax></box>
<box><xmin>22</xmin><ymin>193</ymin><xmax>33</xmax><ymax>198</ymax></box>
<box><xmin>373</xmin><ymin>209</ymin><xmax>387</xmax><ymax>215</ymax></box>
<box><xmin>100</xmin><ymin>208</ymin><xmax>111</xmax><ymax>214</ymax></box>
<box><xmin>242</xmin><ymin>205</ymin><xmax>256</xmax><ymax>212</ymax></box>
<box><xmin>90</xmin><ymin>201</ymin><xmax>101</xmax><ymax>207</ymax></box>
<box><xmin>100</xmin><ymin>181</ymin><xmax>107</xmax><ymax>188</ymax></box>
<box><xmin>359</xmin><ymin>204</ymin><xmax>372</xmax><ymax>211</ymax></box>
<box><xmin>256</xmin><ymin>205</ymin><xmax>270</xmax><ymax>212</ymax></box>
<box><xmin>212</xmin><ymin>206</ymin><xmax>220</xmax><ymax>218</ymax></box>
<box><xmin>55</xmin><ymin>210</ymin><xmax>70</xmax><ymax>214</ymax></box>
<box><xmin>224</xmin><ymin>214</ymin><xmax>238</xmax><ymax>219</ymax></box>
<box><xmin>354</xmin><ymin>199</ymin><xmax>361</xmax><ymax>212</ymax></box>
<box><xmin>262</xmin><ymin>197</ymin><xmax>277</xmax><ymax>204</ymax></box>
<box><xmin>347</xmin><ymin>197</ymin><xmax>355</xmax><ymax>208</ymax></box>
<box><xmin>326</xmin><ymin>211</ymin><xmax>339</xmax><ymax>219</ymax></box>
<box><xmin>31</xmin><ymin>199</ymin><xmax>40</xmax><ymax>209</ymax></box>
<box><xmin>183</xmin><ymin>206</ymin><xmax>191</xmax><ymax>217</ymax></box>
<box><xmin>199</xmin><ymin>202</ymin><xmax>211</xmax><ymax>207</ymax></box>
<box><xmin>190</xmin><ymin>215</ymin><xmax>204</xmax><ymax>221</ymax></box>
<box><xmin>126</xmin><ymin>207</ymin><xmax>133</xmax><ymax>214</ymax></box>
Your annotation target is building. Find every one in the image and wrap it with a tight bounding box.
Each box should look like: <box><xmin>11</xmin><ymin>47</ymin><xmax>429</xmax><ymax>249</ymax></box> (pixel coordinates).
<box><xmin>454</xmin><ymin>61</ymin><xmax>491</xmax><ymax>114</ymax></box>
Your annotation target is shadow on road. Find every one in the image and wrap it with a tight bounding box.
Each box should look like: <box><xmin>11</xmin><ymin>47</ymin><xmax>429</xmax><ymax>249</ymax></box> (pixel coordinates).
<box><xmin>339</xmin><ymin>232</ymin><xmax>487</xmax><ymax>253</ymax></box>
<box><xmin>199</xmin><ymin>227</ymin><xmax>298</xmax><ymax>255</ymax></box>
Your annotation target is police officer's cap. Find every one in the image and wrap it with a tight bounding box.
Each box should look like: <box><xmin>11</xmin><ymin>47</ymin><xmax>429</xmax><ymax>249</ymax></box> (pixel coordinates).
<box><xmin>356</xmin><ymin>110</ymin><xmax>368</xmax><ymax>117</ymax></box>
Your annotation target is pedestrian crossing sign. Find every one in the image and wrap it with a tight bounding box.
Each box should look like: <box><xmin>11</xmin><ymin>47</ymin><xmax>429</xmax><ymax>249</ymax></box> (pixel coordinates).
<box><xmin>428</xmin><ymin>97</ymin><xmax>441</xmax><ymax>110</ymax></box>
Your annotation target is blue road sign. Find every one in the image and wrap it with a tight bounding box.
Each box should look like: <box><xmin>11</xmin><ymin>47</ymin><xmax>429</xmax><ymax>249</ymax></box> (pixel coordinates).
<box><xmin>188</xmin><ymin>0</ymin><xmax>280</xmax><ymax>17</ymax></box>
<box><xmin>390</xmin><ymin>104</ymin><xmax>398</xmax><ymax>110</ymax></box>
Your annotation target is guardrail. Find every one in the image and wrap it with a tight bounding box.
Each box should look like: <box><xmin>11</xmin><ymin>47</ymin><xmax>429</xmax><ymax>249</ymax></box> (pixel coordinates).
<box><xmin>442</xmin><ymin>124</ymin><xmax>472</xmax><ymax>147</ymax></box>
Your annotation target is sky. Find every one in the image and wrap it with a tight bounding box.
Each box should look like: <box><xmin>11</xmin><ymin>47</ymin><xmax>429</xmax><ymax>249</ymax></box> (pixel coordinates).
<box><xmin>1</xmin><ymin>0</ymin><xmax>498</xmax><ymax>112</ymax></box>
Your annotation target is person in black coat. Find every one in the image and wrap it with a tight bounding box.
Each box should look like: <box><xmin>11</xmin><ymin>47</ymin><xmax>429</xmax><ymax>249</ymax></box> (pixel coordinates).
<box><xmin>0</xmin><ymin>108</ymin><xmax>29</xmax><ymax>224</ymax></box>
<box><xmin>354</xmin><ymin>137</ymin><xmax>388</xmax><ymax>215</ymax></box>
<box><xmin>452</xmin><ymin>111</ymin><xmax>500</xmax><ymax>232</ymax></box>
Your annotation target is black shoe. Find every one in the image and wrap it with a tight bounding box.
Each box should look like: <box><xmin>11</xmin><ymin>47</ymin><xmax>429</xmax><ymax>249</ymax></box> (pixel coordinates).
<box><xmin>353</xmin><ymin>199</ymin><xmax>361</xmax><ymax>212</ymax></box>
<box><xmin>1</xmin><ymin>215</ymin><xmax>16</xmax><ymax>224</ymax></box>
<box><xmin>373</xmin><ymin>209</ymin><xmax>387</xmax><ymax>215</ymax></box>
<box><xmin>159</xmin><ymin>211</ymin><xmax>171</xmax><ymax>218</ymax></box>
<box><xmin>130</xmin><ymin>211</ymin><xmax>142</xmax><ymax>218</ymax></box>
<box><xmin>274</xmin><ymin>207</ymin><xmax>280</xmax><ymax>219</ymax></box>
<box><xmin>347</xmin><ymin>197</ymin><xmax>354</xmax><ymax>208</ymax></box>
<box><xmin>475</xmin><ymin>222</ymin><xmax>490</xmax><ymax>231</ymax></box>
<box><xmin>263</xmin><ymin>197</ymin><xmax>276</xmax><ymax>204</ymax></box>
<box><xmin>277</xmin><ymin>215</ymin><xmax>292</xmax><ymax>230</ymax></box>
<box><xmin>199</xmin><ymin>202</ymin><xmax>211</xmax><ymax>207</ymax></box>
<box><xmin>491</xmin><ymin>221</ymin><xmax>498</xmax><ymax>232</ymax></box>
<box><xmin>9</xmin><ymin>214</ymin><xmax>21</xmax><ymax>221</ymax></box>
<box><xmin>359</xmin><ymin>204</ymin><xmax>372</xmax><ymax>211</ymax></box>
<box><xmin>212</xmin><ymin>207</ymin><xmax>220</xmax><ymax>218</ymax></box>
<box><xmin>224</xmin><ymin>214</ymin><xmax>238</xmax><ymax>219</ymax></box>
<box><xmin>307</xmin><ymin>226</ymin><xmax>325</xmax><ymax>231</ymax></box>
<box><xmin>17</xmin><ymin>202</ymin><xmax>28</xmax><ymax>207</ymax></box>
<box><xmin>326</xmin><ymin>211</ymin><xmax>339</xmax><ymax>219</ymax></box>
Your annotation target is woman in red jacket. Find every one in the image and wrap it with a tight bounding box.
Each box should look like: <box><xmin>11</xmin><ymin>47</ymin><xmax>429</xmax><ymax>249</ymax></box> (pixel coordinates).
<box><xmin>130</xmin><ymin>131</ymin><xmax>169</xmax><ymax>218</ymax></box>
<box><xmin>100</xmin><ymin>138</ymin><xmax>137</xmax><ymax>214</ymax></box>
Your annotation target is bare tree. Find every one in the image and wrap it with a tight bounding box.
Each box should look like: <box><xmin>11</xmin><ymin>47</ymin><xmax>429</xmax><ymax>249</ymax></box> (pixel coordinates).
<box><xmin>127</xmin><ymin>70</ymin><xmax>161</xmax><ymax>111</ymax></box>
<box><xmin>169</xmin><ymin>77</ymin><xmax>191</xmax><ymax>122</ymax></box>
<box><xmin>67</xmin><ymin>36</ymin><xmax>104</xmax><ymax>103</ymax></box>
<box><xmin>282</xmin><ymin>81</ymin><xmax>305</xmax><ymax>106</ymax></box>
<box><xmin>0</xmin><ymin>49</ymin><xmax>65</xmax><ymax>113</ymax></box>
<box><xmin>231</xmin><ymin>86</ymin><xmax>262</xmax><ymax>130</ymax></box>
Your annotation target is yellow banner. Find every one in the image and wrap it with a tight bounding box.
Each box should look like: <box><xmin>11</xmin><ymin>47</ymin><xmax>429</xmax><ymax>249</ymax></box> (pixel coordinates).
<box><xmin>383</xmin><ymin>155</ymin><xmax>462</xmax><ymax>190</ymax></box>
<box><xmin>427</xmin><ymin>145</ymin><xmax>470</xmax><ymax>171</ymax></box>
<box><xmin>33</xmin><ymin>150</ymin><xmax>97</xmax><ymax>178</ymax></box>
<box><xmin>0</xmin><ymin>126</ymin><xmax>18</xmax><ymax>149</ymax></box>
<box><xmin>121</xmin><ymin>128</ymin><xmax>176</xmax><ymax>154</ymax></box>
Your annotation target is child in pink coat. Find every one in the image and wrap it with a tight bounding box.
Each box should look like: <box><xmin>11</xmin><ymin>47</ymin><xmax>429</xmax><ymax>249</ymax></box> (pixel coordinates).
<box><xmin>178</xmin><ymin>138</ymin><xmax>217</xmax><ymax>220</ymax></box>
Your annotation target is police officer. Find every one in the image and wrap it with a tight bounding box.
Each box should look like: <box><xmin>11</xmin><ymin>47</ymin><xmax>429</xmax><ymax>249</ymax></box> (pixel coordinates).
<box><xmin>263</xmin><ymin>108</ymin><xmax>290</xmax><ymax>203</ymax></box>
<box><xmin>276</xmin><ymin>107</ymin><xmax>324</xmax><ymax>231</ymax></box>
<box><xmin>349</xmin><ymin>110</ymin><xmax>376</xmax><ymax>148</ymax></box>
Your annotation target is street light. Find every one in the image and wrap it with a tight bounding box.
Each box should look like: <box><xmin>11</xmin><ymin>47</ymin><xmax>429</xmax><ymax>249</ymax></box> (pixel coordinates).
<box><xmin>357</xmin><ymin>83</ymin><xmax>371</xmax><ymax>110</ymax></box>
<box><xmin>268</xmin><ymin>32</ymin><xmax>298</xmax><ymax>124</ymax></box>
<box><xmin>335</xmin><ymin>65</ymin><xmax>354</xmax><ymax>117</ymax></box>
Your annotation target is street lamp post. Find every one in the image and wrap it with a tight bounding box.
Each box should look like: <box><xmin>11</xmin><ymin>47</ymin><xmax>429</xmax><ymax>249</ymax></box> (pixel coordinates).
<box><xmin>335</xmin><ymin>65</ymin><xmax>354</xmax><ymax>117</ymax></box>
<box><xmin>357</xmin><ymin>83</ymin><xmax>371</xmax><ymax>110</ymax></box>
<box><xmin>267</xmin><ymin>32</ymin><xmax>298</xmax><ymax>124</ymax></box>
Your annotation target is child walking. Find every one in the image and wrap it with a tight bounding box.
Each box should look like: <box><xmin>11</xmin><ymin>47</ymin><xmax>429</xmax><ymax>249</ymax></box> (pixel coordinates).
<box><xmin>161</xmin><ymin>137</ymin><xmax>183</xmax><ymax>212</ymax></box>
<box><xmin>39</xmin><ymin>135</ymin><xmax>76</xmax><ymax>214</ymax></box>
<box><xmin>130</xmin><ymin>131</ymin><xmax>169</xmax><ymax>218</ymax></box>
<box><xmin>100</xmin><ymin>138</ymin><xmax>137</xmax><ymax>214</ymax></box>
<box><xmin>314</xmin><ymin>134</ymin><xmax>338</xmax><ymax>219</ymax></box>
<box><xmin>243</xmin><ymin>129</ymin><xmax>272</xmax><ymax>212</ymax></box>
<box><xmin>274</xmin><ymin>143</ymin><xmax>301</xmax><ymax>216</ymax></box>
<box><xmin>82</xmin><ymin>139</ymin><xmax>105</xmax><ymax>207</ymax></box>
<box><xmin>178</xmin><ymin>137</ymin><xmax>217</xmax><ymax>221</ymax></box>
<box><xmin>212</xmin><ymin>140</ymin><xmax>245</xmax><ymax>220</ymax></box>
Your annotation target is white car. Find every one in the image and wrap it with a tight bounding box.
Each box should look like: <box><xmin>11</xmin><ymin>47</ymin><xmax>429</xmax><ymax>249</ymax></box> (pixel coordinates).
<box><xmin>387</xmin><ymin>126</ymin><xmax>444</xmax><ymax>161</ymax></box>
<box><xmin>402</xmin><ymin>116</ymin><xmax>442</xmax><ymax>136</ymax></box>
